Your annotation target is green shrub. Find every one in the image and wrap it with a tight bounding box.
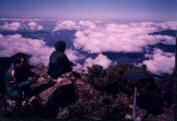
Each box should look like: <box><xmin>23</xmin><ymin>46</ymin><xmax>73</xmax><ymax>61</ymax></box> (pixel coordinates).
<box><xmin>84</xmin><ymin>64</ymin><xmax>168</xmax><ymax>118</ymax></box>
<box><xmin>68</xmin><ymin>94</ymin><xmax>128</xmax><ymax>120</ymax></box>
<box><xmin>86</xmin><ymin>64</ymin><xmax>135</xmax><ymax>95</ymax></box>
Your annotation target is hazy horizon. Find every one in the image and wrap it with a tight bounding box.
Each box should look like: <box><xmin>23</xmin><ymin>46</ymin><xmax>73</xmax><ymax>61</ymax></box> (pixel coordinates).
<box><xmin>0</xmin><ymin>0</ymin><xmax>176</xmax><ymax>21</ymax></box>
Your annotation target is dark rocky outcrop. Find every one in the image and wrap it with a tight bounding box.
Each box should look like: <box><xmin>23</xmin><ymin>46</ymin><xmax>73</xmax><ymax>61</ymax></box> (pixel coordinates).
<box><xmin>0</xmin><ymin>63</ymin><xmax>174</xmax><ymax>121</ymax></box>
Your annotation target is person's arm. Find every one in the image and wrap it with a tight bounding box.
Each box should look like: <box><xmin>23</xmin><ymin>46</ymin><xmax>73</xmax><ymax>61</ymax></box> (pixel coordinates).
<box><xmin>63</xmin><ymin>54</ymin><xmax>73</xmax><ymax>67</ymax></box>
<box><xmin>9</xmin><ymin>68</ymin><xmax>30</xmax><ymax>88</ymax></box>
<box><xmin>23</xmin><ymin>67</ymin><xmax>36</xmax><ymax>77</ymax></box>
<box><xmin>17</xmin><ymin>80</ymin><xmax>30</xmax><ymax>88</ymax></box>
<box><xmin>8</xmin><ymin>68</ymin><xmax>17</xmax><ymax>87</ymax></box>
<box><xmin>23</xmin><ymin>67</ymin><xmax>39</xmax><ymax>83</ymax></box>
<box><xmin>62</xmin><ymin>54</ymin><xmax>73</xmax><ymax>72</ymax></box>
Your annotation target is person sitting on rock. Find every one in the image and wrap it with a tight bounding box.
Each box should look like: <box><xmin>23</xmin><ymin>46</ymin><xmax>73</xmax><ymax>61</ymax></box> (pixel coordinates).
<box><xmin>48</xmin><ymin>40</ymin><xmax>73</xmax><ymax>79</ymax></box>
<box><xmin>47</xmin><ymin>41</ymin><xmax>76</xmax><ymax>116</ymax></box>
<box><xmin>4</xmin><ymin>52</ymin><xmax>37</xmax><ymax>99</ymax></box>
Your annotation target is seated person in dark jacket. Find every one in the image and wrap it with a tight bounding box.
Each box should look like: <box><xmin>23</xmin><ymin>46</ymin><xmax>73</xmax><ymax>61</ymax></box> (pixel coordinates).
<box><xmin>47</xmin><ymin>41</ymin><xmax>76</xmax><ymax>112</ymax></box>
<box><xmin>4</xmin><ymin>53</ymin><xmax>36</xmax><ymax>99</ymax></box>
<box><xmin>48</xmin><ymin>40</ymin><xmax>73</xmax><ymax>79</ymax></box>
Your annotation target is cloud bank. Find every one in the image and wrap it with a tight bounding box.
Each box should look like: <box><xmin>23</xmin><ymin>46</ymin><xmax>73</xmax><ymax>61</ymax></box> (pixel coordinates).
<box><xmin>65</xmin><ymin>49</ymin><xmax>85</xmax><ymax>63</ymax></box>
<box><xmin>53</xmin><ymin>20</ymin><xmax>78</xmax><ymax>32</ymax></box>
<box><xmin>73</xmin><ymin>21</ymin><xmax>176</xmax><ymax>53</ymax></box>
<box><xmin>0</xmin><ymin>33</ymin><xmax>53</xmax><ymax>66</ymax></box>
<box><xmin>27</xmin><ymin>21</ymin><xmax>43</xmax><ymax>31</ymax></box>
<box><xmin>0</xmin><ymin>21</ymin><xmax>44</xmax><ymax>31</ymax></box>
<box><xmin>142</xmin><ymin>49</ymin><xmax>175</xmax><ymax>75</ymax></box>
<box><xmin>0</xmin><ymin>33</ymin><xmax>84</xmax><ymax>67</ymax></box>
<box><xmin>53</xmin><ymin>20</ymin><xmax>175</xmax><ymax>54</ymax></box>
<box><xmin>82</xmin><ymin>54</ymin><xmax>112</xmax><ymax>69</ymax></box>
<box><xmin>0</xmin><ymin>19</ymin><xmax>176</xmax><ymax>75</ymax></box>
<box><xmin>64</xmin><ymin>20</ymin><xmax>174</xmax><ymax>73</ymax></box>
<box><xmin>0</xmin><ymin>22</ymin><xmax>21</xmax><ymax>31</ymax></box>
<box><xmin>53</xmin><ymin>20</ymin><xmax>98</xmax><ymax>32</ymax></box>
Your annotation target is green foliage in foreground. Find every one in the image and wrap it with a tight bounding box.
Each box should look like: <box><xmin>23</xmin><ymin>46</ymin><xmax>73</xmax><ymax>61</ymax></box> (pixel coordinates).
<box><xmin>68</xmin><ymin>64</ymin><xmax>172</xmax><ymax>120</ymax></box>
<box><xmin>85</xmin><ymin>64</ymin><xmax>152</xmax><ymax>95</ymax></box>
<box><xmin>68</xmin><ymin>65</ymin><xmax>139</xmax><ymax>120</ymax></box>
<box><xmin>0</xmin><ymin>117</ymin><xmax>104</xmax><ymax>121</ymax></box>
<box><xmin>68</xmin><ymin>93</ymin><xmax>128</xmax><ymax>121</ymax></box>
<box><xmin>0</xmin><ymin>117</ymin><xmax>59</xmax><ymax>121</ymax></box>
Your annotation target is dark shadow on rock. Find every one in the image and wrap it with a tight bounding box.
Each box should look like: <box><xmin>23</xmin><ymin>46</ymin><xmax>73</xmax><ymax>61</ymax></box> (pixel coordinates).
<box><xmin>40</xmin><ymin>84</ymin><xmax>77</xmax><ymax>118</ymax></box>
<box><xmin>137</xmin><ymin>94</ymin><xmax>164</xmax><ymax>115</ymax></box>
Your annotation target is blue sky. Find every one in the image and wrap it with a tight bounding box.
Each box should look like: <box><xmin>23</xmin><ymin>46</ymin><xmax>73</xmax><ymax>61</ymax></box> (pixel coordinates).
<box><xmin>0</xmin><ymin>0</ymin><xmax>176</xmax><ymax>21</ymax></box>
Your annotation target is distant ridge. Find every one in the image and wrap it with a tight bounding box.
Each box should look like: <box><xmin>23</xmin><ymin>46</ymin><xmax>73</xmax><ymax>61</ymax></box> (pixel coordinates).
<box><xmin>150</xmin><ymin>30</ymin><xmax>176</xmax><ymax>37</ymax></box>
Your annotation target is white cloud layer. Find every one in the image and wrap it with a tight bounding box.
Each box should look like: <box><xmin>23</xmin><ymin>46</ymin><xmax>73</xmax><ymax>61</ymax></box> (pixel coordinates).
<box><xmin>65</xmin><ymin>48</ymin><xmax>85</xmax><ymax>63</ymax></box>
<box><xmin>0</xmin><ymin>33</ymin><xmax>53</xmax><ymax>66</ymax></box>
<box><xmin>53</xmin><ymin>20</ymin><xmax>98</xmax><ymax>32</ymax></box>
<box><xmin>82</xmin><ymin>54</ymin><xmax>112</xmax><ymax>69</ymax></box>
<box><xmin>0</xmin><ymin>21</ymin><xmax>44</xmax><ymax>31</ymax></box>
<box><xmin>53</xmin><ymin>20</ymin><xmax>78</xmax><ymax>31</ymax></box>
<box><xmin>0</xmin><ymin>22</ymin><xmax>21</xmax><ymax>31</ymax></box>
<box><xmin>0</xmin><ymin>33</ymin><xmax>84</xmax><ymax>67</ymax></box>
<box><xmin>73</xmin><ymin>21</ymin><xmax>176</xmax><ymax>53</ymax></box>
<box><xmin>27</xmin><ymin>21</ymin><xmax>43</xmax><ymax>31</ymax></box>
<box><xmin>142</xmin><ymin>49</ymin><xmax>175</xmax><ymax>75</ymax></box>
<box><xmin>52</xmin><ymin>20</ymin><xmax>175</xmax><ymax>54</ymax></box>
<box><xmin>53</xmin><ymin>20</ymin><xmax>176</xmax><ymax>53</ymax></box>
<box><xmin>0</xmin><ymin>20</ymin><xmax>176</xmax><ymax>74</ymax></box>
<box><xmin>79</xmin><ymin>20</ymin><xmax>96</xmax><ymax>29</ymax></box>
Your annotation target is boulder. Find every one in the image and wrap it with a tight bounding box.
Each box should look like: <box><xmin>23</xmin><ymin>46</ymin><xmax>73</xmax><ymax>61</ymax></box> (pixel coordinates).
<box><xmin>56</xmin><ymin>107</ymin><xmax>69</xmax><ymax>120</ymax></box>
<box><xmin>38</xmin><ymin>77</ymin><xmax>72</xmax><ymax>107</ymax></box>
<box><xmin>29</xmin><ymin>63</ymin><xmax>55</xmax><ymax>94</ymax></box>
<box><xmin>30</xmin><ymin>77</ymin><xmax>51</xmax><ymax>90</ymax></box>
<box><xmin>30</xmin><ymin>63</ymin><xmax>48</xmax><ymax>76</ymax></box>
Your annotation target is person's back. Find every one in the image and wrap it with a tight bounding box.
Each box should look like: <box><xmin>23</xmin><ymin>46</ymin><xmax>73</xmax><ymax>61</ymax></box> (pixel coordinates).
<box><xmin>48</xmin><ymin>41</ymin><xmax>73</xmax><ymax>79</ymax></box>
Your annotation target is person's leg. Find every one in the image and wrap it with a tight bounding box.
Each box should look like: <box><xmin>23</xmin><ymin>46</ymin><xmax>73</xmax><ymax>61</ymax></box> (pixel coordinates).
<box><xmin>22</xmin><ymin>85</ymin><xmax>33</xmax><ymax>97</ymax></box>
<box><xmin>18</xmin><ymin>83</ymin><xmax>34</xmax><ymax>98</ymax></box>
<box><xmin>7</xmin><ymin>87</ymin><xmax>21</xmax><ymax>99</ymax></box>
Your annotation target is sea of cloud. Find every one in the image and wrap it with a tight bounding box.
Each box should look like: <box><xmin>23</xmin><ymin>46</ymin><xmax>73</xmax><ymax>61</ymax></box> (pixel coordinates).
<box><xmin>0</xmin><ymin>19</ymin><xmax>176</xmax><ymax>75</ymax></box>
<box><xmin>0</xmin><ymin>33</ymin><xmax>84</xmax><ymax>66</ymax></box>
<box><xmin>141</xmin><ymin>48</ymin><xmax>175</xmax><ymax>75</ymax></box>
<box><xmin>0</xmin><ymin>33</ymin><xmax>53</xmax><ymax>66</ymax></box>
<box><xmin>0</xmin><ymin>21</ymin><xmax>43</xmax><ymax>31</ymax></box>
<box><xmin>73</xmin><ymin>21</ymin><xmax>175</xmax><ymax>53</ymax></box>
<box><xmin>53</xmin><ymin>20</ymin><xmax>176</xmax><ymax>75</ymax></box>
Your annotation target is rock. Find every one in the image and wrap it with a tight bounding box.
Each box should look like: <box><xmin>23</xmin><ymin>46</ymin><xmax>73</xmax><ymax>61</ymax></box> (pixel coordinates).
<box><xmin>75</xmin><ymin>79</ymin><xmax>87</xmax><ymax>87</ymax></box>
<box><xmin>38</xmin><ymin>83</ymin><xmax>59</xmax><ymax>106</ymax></box>
<box><xmin>31</xmin><ymin>63</ymin><xmax>47</xmax><ymax>75</ymax></box>
<box><xmin>30</xmin><ymin>77</ymin><xmax>49</xmax><ymax>90</ymax></box>
<box><xmin>125</xmin><ymin>114</ymin><xmax>132</xmax><ymax>120</ymax></box>
<box><xmin>72</xmin><ymin>69</ymin><xmax>87</xmax><ymax>79</ymax></box>
<box><xmin>38</xmin><ymin>78</ymin><xmax>72</xmax><ymax>106</ymax></box>
<box><xmin>56</xmin><ymin>107</ymin><xmax>69</xmax><ymax>120</ymax></box>
<box><xmin>128</xmin><ymin>104</ymin><xmax>133</xmax><ymax>109</ymax></box>
<box><xmin>6</xmin><ymin>99</ymin><xmax>16</xmax><ymax>108</ymax></box>
<box><xmin>61</xmin><ymin>72</ymin><xmax>73</xmax><ymax>78</ymax></box>
<box><xmin>136</xmin><ymin>106</ymin><xmax>147</xmax><ymax>119</ymax></box>
<box><xmin>29</xmin><ymin>96</ymin><xmax>36</xmax><ymax>103</ymax></box>
<box><xmin>57</xmin><ymin>77</ymin><xmax>72</xmax><ymax>85</ymax></box>
<box><xmin>29</xmin><ymin>64</ymin><xmax>56</xmax><ymax>95</ymax></box>
<box><xmin>135</xmin><ymin>116</ymin><xmax>142</xmax><ymax>121</ymax></box>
